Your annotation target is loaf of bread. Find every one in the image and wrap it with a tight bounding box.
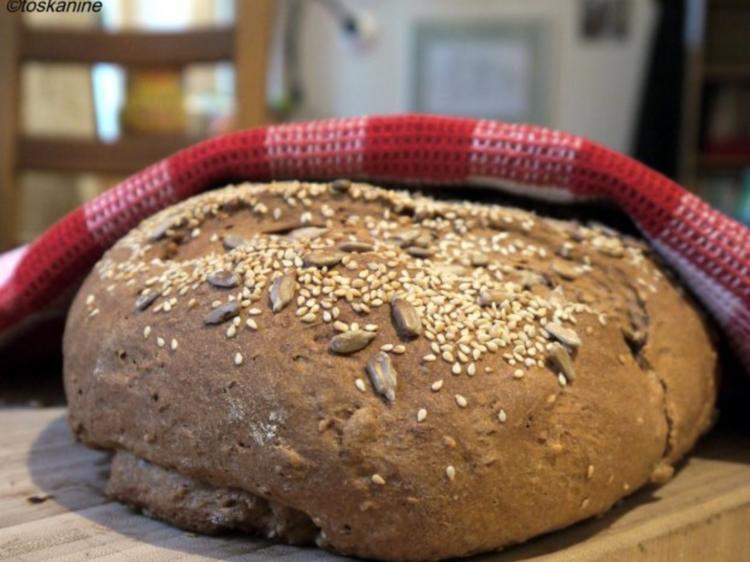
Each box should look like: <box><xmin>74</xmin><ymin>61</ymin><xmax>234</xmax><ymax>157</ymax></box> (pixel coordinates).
<box><xmin>63</xmin><ymin>181</ymin><xmax>718</xmax><ymax>561</ymax></box>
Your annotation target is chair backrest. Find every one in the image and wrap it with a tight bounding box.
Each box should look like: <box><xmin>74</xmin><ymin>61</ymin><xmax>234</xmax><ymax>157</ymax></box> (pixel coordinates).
<box><xmin>0</xmin><ymin>0</ymin><xmax>274</xmax><ymax>251</ymax></box>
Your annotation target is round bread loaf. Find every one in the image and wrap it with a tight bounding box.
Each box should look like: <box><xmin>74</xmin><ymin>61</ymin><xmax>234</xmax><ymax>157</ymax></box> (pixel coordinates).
<box><xmin>63</xmin><ymin>181</ymin><xmax>718</xmax><ymax>561</ymax></box>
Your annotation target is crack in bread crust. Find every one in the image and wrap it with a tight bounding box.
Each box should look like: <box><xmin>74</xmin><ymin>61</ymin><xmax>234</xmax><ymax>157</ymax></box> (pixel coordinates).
<box><xmin>107</xmin><ymin>450</ymin><xmax>318</xmax><ymax>544</ymax></box>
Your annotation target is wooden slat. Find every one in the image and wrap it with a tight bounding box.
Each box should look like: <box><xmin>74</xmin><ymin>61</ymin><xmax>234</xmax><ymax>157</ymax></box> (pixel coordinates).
<box><xmin>17</xmin><ymin>136</ymin><xmax>194</xmax><ymax>174</ymax></box>
<box><xmin>233</xmin><ymin>0</ymin><xmax>274</xmax><ymax>128</ymax></box>
<box><xmin>1</xmin><ymin>407</ymin><xmax>750</xmax><ymax>561</ymax></box>
<box><xmin>0</xmin><ymin>13</ymin><xmax>21</xmax><ymax>250</ymax></box>
<box><xmin>19</xmin><ymin>27</ymin><xmax>235</xmax><ymax>66</ymax></box>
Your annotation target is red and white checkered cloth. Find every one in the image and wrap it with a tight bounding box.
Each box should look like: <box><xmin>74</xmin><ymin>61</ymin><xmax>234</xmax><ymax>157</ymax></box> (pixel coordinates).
<box><xmin>1</xmin><ymin>115</ymin><xmax>748</xmax><ymax>373</ymax></box>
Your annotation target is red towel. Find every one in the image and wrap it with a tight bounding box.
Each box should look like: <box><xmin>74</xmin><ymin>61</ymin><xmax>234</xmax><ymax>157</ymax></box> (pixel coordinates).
<box><xmin>1</xmin><ymin>115</ymin><xmax>748</xmax><ymax>373</ymax></box>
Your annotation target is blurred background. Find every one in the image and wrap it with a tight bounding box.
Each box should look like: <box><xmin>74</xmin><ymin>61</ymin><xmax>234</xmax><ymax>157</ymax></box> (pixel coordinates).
<box><xmin>1</xmin><ymin>0</ymin><xmax>749</xmax><ymax>253</ymax></box>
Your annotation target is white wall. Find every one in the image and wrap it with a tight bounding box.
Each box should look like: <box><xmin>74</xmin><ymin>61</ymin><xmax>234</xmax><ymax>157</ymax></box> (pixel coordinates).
<box><xmin>292</xmin><ymin>0</ymin><xmax>657</xmax><ymax>155</ymax></box>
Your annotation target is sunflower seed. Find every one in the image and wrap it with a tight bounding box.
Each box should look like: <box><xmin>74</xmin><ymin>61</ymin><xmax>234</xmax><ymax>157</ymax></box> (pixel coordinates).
<box><xmin>204</xmin><ymin>301</ymin><xmax>240</xmax><ymax>325</ymax></box>
<box><xmin>147</xmin><ymin>220</ymin><xmax>172</xmax><ymax>242</ymax></box>
<box><xmin>338</xmin><ymin>240</ymin><xmax>374</xmax><ymax>253</ymax></box>
<box><xmin>207</xmin><ymin>270</ymin><xmax>238</xmax><ymax>289</ymax></box>
<box><xmin>223</xmin><ymin>235</ymin><xmax>250</xmax><ymax>250</ymax></box>
<box><xmin>434</xmin><ymin>263</ymin><xmax>466</xmax><ymax>276</ymax></box>
<box><xmin>412</xmin><ymin>232</ymin><xmax>433</xmax><ymax>248</ymax></box>
<box><xmin>519</xmin><ymin>270</ymin><xmax>547</xmax><ymax>289</ymax></box>
<box><xmin>135</xmin><ymin>291</ymin><xmax>159</xmax><ymax>311</ymax></box>
<box><xmin>303</xmin><ymin>251</ymin><xmax>343</xmax><ymax>268</ymax></box>
<box><xmin>406</xmin><ymin>246</ymin><xmax>433</xmax><ymax>258</ymax></box>
<box><xmin>391</xmin><ymin>298</ymin><xmax>422</xmax><ymax>339</ymax></box>
<box><xmin>470</xmin><ymin>253</ymin><xmax>489</xmax><ymax>267</ymax></box>
<box><xmin>552</xmin><ymin>259</ymin><xmax>581</xmax><ymax>280</ymax></box>
<box><xmin>549</xmin><ymin>343</ymin><xmax>576</xmax><ymax>381</ymax></box>
<box><xmin>270</xmin><ymin>274</ymin><xmax>296</xmax><ymax>312</ymax></box>
<box><xmin>478</xmin><ymin>289</ymin><xmax>512</xmax><ymax>306</ymax></box>
<box><xmin>330</xmin><ymin>330</ymin><xmax>377</xmax><ymax>355</ymax></box>
<box><xmin>288</xmin><ymin>226</ymin><xmax>328</xmax><ymax>240</ymax></box>
<box><xmin>366</xmin><ymin>351</ymin><xmax>397</xmax><ymax>402</ymax></box>
<box><xmin>545</xmin><ymin>322</ymin><xmax>581</xmax><ymax>347</ymax></box>
<box><xmin>331</xmin><ymin>179</ymin><xmax>351</xmax><ymax>193</ymax></box>
<box><xmin>387</xmin><ymin>228</ymin><xmax>420</xmax><ymax>247</ymax></box>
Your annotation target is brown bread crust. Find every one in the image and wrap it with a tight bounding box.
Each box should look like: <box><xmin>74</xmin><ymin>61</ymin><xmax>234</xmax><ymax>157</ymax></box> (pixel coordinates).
<box><xmin>63</xmin><ymin>181</ymin><xmax>718</xmax><ymax>561</ymax></box>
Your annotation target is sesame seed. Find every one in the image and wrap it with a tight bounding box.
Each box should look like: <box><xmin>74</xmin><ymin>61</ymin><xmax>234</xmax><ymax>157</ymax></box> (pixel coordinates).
<box><xmin>431</xmin><ymin>379</ymin><xmax>444</xmax><ymax>392</ymax></box>
<box><xmin>234</xmin><ymin>352</ymin><xmax>244</xmax><ymax>366</ymax></box>
<box><xmin>380</xmin><ymin>343</ymin><xmax>394</xmax><ymax>352</ymax></box>
<box><xmin>513</xmin><ymin>369</ymin><xmax>525</xmax><ymax>379</ymax></box>
<box><xmin>85</xmin><ymin>294</ymin><xmax>95</xmax><ymax>305</ymax></box>
<box><xmin>143</xmin><ymin>326</ymin><xmax>151</xmax><ymax>339</ymax></box>
<box><xmin>445</xmin><ymin>465</ymin><xmax>456</xmax><ymax>481</ymax></box>
<box><xmin>371</xmin><ymin>473</ymin><xmax>386</xmax><ymax>485</ymax></box>
<box><xmin>170</xmin><ymin>338</ymin><xmax>178</xmax><ymax>350</ymax></box>
<box><xmin>498</xmin><ymin>409</ymin><xmax>507</xmax><ymax>423</ymax></box>
<box><xmin>455</xmin><ymin>394</ymin><xmax>468</xmax><ymax>408</ymax></box>
<box><xmin>587</xmin><ymin>465</ymin><xmax>595</xmax><ymax>479</ymax></box>
<box><xmin>99</xmin><ymin>181</ymin><xmax>613</xmax><ymax>402</ymax></box>
<box><xmin>156</xmin><ymin>337</ymin><xmax>165</xmax><ymax>348</ymax></box>
<box><xmin>355</xmin><ymin>378</ymin><xmax>367</xmax><ymax>392</ymax></box>
<box><xmin>226</xmin><ymin>325</ymin><xmax>237</xmax><ymax>338</ymax></box>
<box><xmin>417</xmin><ymin>408</ymin><xmax>427</xmax><ymax>422</ymax></box>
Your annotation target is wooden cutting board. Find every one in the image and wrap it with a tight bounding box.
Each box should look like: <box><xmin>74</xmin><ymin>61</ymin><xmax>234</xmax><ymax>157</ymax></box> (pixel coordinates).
<box><xmin>1</xmin><ymin>407</ymin><xmax>749</xmax><ymax>562</ymax></box>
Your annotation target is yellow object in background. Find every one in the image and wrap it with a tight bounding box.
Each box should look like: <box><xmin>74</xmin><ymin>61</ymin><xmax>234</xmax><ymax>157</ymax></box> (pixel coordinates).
<box><xmin>120</xmin><ymin>68</ymin><xmax>187</xmax><ymax>136</ymax></box>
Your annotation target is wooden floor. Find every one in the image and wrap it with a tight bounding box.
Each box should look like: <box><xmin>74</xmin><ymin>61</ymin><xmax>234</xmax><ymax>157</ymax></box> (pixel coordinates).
<box><xmin>1</xmin><ymin>406</ymin><xmax>749</xmax><ymax>561</ymax></box>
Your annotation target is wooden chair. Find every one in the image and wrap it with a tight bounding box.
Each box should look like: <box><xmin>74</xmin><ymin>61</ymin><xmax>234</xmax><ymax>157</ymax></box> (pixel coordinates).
<box><xmin>0</xmin><ymin>1</ymin><xmax>273</xmax><ymax>251</ymax></box>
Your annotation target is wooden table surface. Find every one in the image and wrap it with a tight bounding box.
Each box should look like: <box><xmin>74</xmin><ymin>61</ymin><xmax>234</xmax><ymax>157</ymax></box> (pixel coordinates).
<box><xmin>1</xmin><ymin>406</ymin><xmax>749</xmax><ymax>562</ymax></box>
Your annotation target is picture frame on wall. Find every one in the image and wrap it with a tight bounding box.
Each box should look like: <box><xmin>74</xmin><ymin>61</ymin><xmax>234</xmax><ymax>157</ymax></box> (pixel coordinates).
<box><xmin>412</xmin><ymin>20</ymin><xmax>553</xmax><ymax>125</ymax></box>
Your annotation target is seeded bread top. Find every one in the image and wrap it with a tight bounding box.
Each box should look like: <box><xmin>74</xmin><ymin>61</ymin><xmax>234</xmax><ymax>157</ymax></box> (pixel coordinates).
<box><xmin>65</xmin><ymin>181</ymin><xmax>717</xmax><ymax>561</ymax></box>
<box><xmin>90</xmin><ymin>180</ymin><xmax>660</xmax><ymax>384</ymax></box>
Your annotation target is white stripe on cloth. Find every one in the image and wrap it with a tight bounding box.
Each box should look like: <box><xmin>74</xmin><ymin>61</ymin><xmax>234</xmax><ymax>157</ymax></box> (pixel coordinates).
<box><xmin>0</xmin><ymin>245</ymin><xmax>28</xmax><ymax>291</ymax></box>
<box><xmin>650</xmin><ymin>237</ymin><xmax>743</xmax><ymax>327</ymax></box>
<box><xmin>265</xmin><ymin>117</ymin><xmax>368</xmax><ymax>179</ymax></box>
<box><xmin>84</xmin><ymin>160</ymin><xmax>175</xmax><ymax>248</ymax></box>
<box><xmin>469</xmin><ymin>119</ymin><xmax>582</xmax><ymax>189</ymax></box>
